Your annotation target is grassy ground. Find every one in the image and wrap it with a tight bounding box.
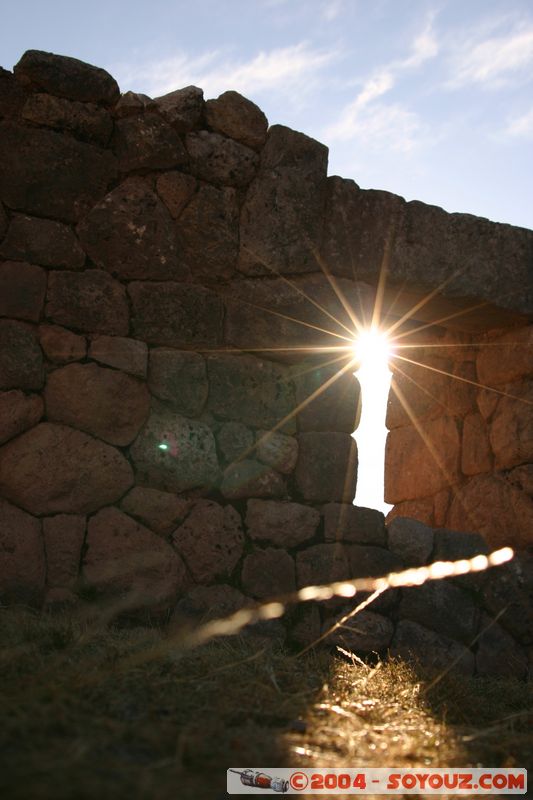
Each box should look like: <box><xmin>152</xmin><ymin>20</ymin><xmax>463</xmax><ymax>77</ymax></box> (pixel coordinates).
<box><xmin>0</xmin><ymin>607</ymin><xmax>531</xmax><ymax>800</ymax></box>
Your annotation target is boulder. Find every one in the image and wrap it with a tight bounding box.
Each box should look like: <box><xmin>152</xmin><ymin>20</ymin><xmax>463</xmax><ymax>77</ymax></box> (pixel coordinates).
<box><xmin>172</xmin><ymin>500</ymin><xmax>243</xmax><ymax>583</ymax></box>
<box><xmin>120</xmin><ymin>487</ymin><xmax>191</xmax><ymax>536</ymax></box>
<box><xmin>216</xmin><ymin>421</ymin><xmax>255</xmax><ymax>463</ymax></box>
<box><xmin>477</xmin><ymin>325</ymin><xmax>533</xmax><ymax>386</ymax></box>
<box><xmin>39</xmin><ymin>324</ymin><xmax>86</xmax><ymax>364</ymax></box>
<box><xmin>22</xmin><ymin>92</ymin><xmax>113</xmax><ymax>146</ymax></box>
<box><xmin>475</xmin><ymin>614</ymin><xmax>527</xmax><ymax>678</ymax></box>
<box><xmin>0</xmin><ymin>498</ymin><xmax>44</xmax><ymax>603</ymax></box>
<box><xmin>0</xmin><ymin>202</ymin><xmax>6</xmax><ymax>239</ymax></box>
<box><xmin>322</xmin><ymin>610</ymin><xmax>394</xmax><ymax>652</ymax></box>
<box><xmin>289</xmin><ymin>604</ymin><xmax>322</xmax><ymax>648</ymax></box>
<box><xmin>390</xmin><ymin>619</ymin><xmax>475</xmax><ymax>676</ymax></box>
<box><xmin>44</xmin><ymin>362</ymin><xmax>150</xmax><ymax>446</ymax></box>
<box><xmin>0</xmin><ymin>214</ymin><xmax>85</xmax><ymax>268</ymax></box>
<box><xmin>241</xmin><ymin>547</ymin><xmax>296</xmax><ymax>599</ymax></box>
<box><xmin>148</xmin><ymin>348</ymin><xmax>208</xmax><ymax>416</ymax></box>
<box><xmin>0</xmin><ymin>121</ymin><xmax>117</xmax><ymax>222</ymax></box>
<box><xmin>481</xmin><ymin>562</ymin><xmax>533</xmax><ymax>644</ymax></box>
<box><xmin>171</xmin><ymin>584</ymin><xmax>249</xmax><ymax>629</ymax></box>
<box><xmin>432</xmin><ymin>527</ymin><xmax>488</xmax><ymax>562</ymax></box>
<box><xmin>129</xmin><ymin>407</ymin><xmax>219</xmax><ymax>492</ymax></box>
<box><xmin>238</xmin><ymin>125</ymin><xmax>328</xmax><ymax>275</ymax></box>
<box><xmin>113</xmin><ymin>112</ymin><xmax>188</xmax><ymax>172</ymax></box>
<box><xmin>43</xmin><ymin>514</ymin><xmax>85</xmax><ymax>589</ymax></box>
<box><xmin>0</xmin><ymin>67</ymin><xmax>27</xmax><ymax>119</ymax></box>
<box><xmin>128</xmin><ymin>280</ymin><xmax>223</xmax><ymax>347</ymax></box>
<box><xmin>0</xmin><ymin>319</ymin><xmax>44</xmax><ymax>390</ymax></box>
<box><xmin>461</xmin><ymin>412</ymin><xmax>492</xmax><ymax>475</ymax></box>
<box><xmin>323</xmin><ymin>503</ymin><xmax>386</xmax><ymax>546</ymax></box>
<box><xmin>255</xmin><ymin>430</ymin><xmax>298</xmax><ymax>474</ymax></box>
<box><xmin>293</xmin><ymin>359</ymin><xmax>361</xmax><ymax>432</ymax></box>
<box><xmin>245</xmin><ymin>499</ymin><xmax>319</xmax><ymax>547</ymax></box>
<box><xmin>156</xmin><ymin>171</ymin><xmax>197</xmax><ymax>218</ymax></box>
<box><xmin>0</xmin><ymin>260</ymin><xmax>46</xmax><ymax>321</ymax></box>
<box><xmin>88</xmin><ymin>335</ymin><xmax>147</xmax><ymax>378</ymax></box>
<box><xmin>205</xmin><ymin>90</ymin><xmax>268</xmax><ymax>151</ymax></box>
<box><xmin>154</xmin><ymin>86</ymin><xmax>204</xmax><ymax>132</ymax></box>
<box><xmin>46</xmin><ymin>269</ymin><xmax>129</xmax><ymax>335</ymax></box>
<box><xmin>221</xmin><ymin>460</ymin><xmax>286</xmax><ymax>500</ymax></box>
<box><xmin>78</xmin><ymin>179</ymin><xmax>183</xmax><ymax>281</ymax></box>
<box><xmin>0</xmin><ymin>422</ymin><xmax>134</xmax><ymax>514</ymax></box>
<box><xmin>386</xmin><ymin>497</ymin><xmax>434</xmax><ymax>528</ymax></box>
<box><xmin>185</xmin><ymin>130</ymin><xmax>258</xmax><ymax>187</ymax></box>
<box><xmin>399</xmin><ymin>580</ymin><xmax>480</xmax><ymax>644</ymax></box>
<box><xmin>0</xmin><ymin>390</ymin><xmax>43</xmax><ymax>445</ymax></box>
<box><xmin>115</xmin><ymin>91</ymin><xmax>155</xmax><ymax>118</ymax></box>
<box><xmin>295</xmin><ymin>432</ymin><xmax>357</xmax><ymax>503</ymax></box>
<box><xmin>489</xmin><ymin>380</ymin><xmax>533</xmax><ymax>470</ymax></box>
<box><xmin>14</xmin><ymin>50</ymin><xmax>120</xmax><ymax>106</ymax></box>
<box><xmin>296</xmin><ymin>543</ymin><xmax>350</xmax><ymax>588</ymax></box>
<box><xmin>387</xmin><ymin>517</ymin><xmax>434</xmax><ymax>566</ymax></box>
<box><xmin>506</xmin><ymin>464</ymin><xmax>533</xmax><ymax>495</ymax></box>
<box><xmin>84</xmin><ymin>507</ymin><xmax>187</xmax><ymax>609</ymax></box>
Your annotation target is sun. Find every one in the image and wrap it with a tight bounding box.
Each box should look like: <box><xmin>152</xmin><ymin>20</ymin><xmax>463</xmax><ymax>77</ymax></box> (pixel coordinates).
<box><xmin>352</xmin><ymin>327</ymin><xmax>391</xmax><ymax>369</ymax></box>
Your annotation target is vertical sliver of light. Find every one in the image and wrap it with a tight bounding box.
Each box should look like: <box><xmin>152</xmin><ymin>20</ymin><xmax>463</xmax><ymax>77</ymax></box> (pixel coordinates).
<box><xmin>352</xmin><ymin>330</ymin><xmax>393</xmax><ymax>515</ymax></box>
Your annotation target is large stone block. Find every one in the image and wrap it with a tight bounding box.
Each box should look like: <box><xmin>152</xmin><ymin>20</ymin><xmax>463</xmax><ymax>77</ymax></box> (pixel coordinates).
<box><xmin>220</xmin><ymin>460</ymin><xmax>286</xmax><ymax>499</ymax></box>
<box><xmin>185</xmin><ymin>130</ymin><xmax>258</xmax><ymax>187</ymax></box>
<box><xmin>323</xmin><ymin>503</ymin><xmax>386</xmax><ymax>546</ymax></box>
<box><xmin>120</xmin><ymin>487</ymin><xmax>191</xmax><ymax>536</ymax></box>
<box><xmin>322</xmin><ymin>609</ymin><xmax>394</xmax><ymax>652</ymax></box>
<box><xmin>78</xmin><ymin>179</ymin><xmax>183</xmax><ymax>281</ymax></box>
<box><xmin>0</xmin><ymin>67</ymin><xmax>27</xmax><ymax>119</ymax></box>
<box><xmin>0</xmin><ymin>260</ymin><xmax>46</xmax><ymax>321</ymax></box>
<box><xmin>347</xmin><ymin>545</ymin><xmax>402</xmax><ymax>580</ymax></box>
<box><xmin>489</xmin><ymin>380</ymin><xmax>533</xmax><ymax>470</ymax></box>
<box><xmin>172</xmin><ymin>500</ymin><xmax>244</xmax><ymax>583</ymax></box>
<box><xmin>0</xmin><ymin>498</ymin><xmax>44</xmax><ymax>604</ymax></box>
<box><xmin>477</xmin><ymin>325</ymin><xmax>533</xmax><ymax>386</ymax></box>
<box><xmin>128</xmin><ymin>281</ymin><xmax>223</xmax><ymax>347</ymax></box>
<box><xmin>238</xmin><ymin>125</ymin><xmax>328</xmax><ymax>275</ymax></box>
<box><xmin>44</xmin><ymin>362</ymin><xmax>150</xmax><ymax>446</ymax></box>
<box><xmin>475</xmin><ymin>615</ymin><xmax>527</xmax><ymax>679</ymax></box>
<box><xmin>0</xmin><ymin>319</ymin><xmax>44</xmax><ymax>390</ymax></box>
<box><xmin>390</xmin><ymin>619</ymin><xmax>475</xmax><ymax>676</ymax></box>
<box><xmin>39</xmin><ymin>324</ymin><xmax>86</xmax><ymax>364</ymax></box>
<box><xmin>245</xmin><ymin>499</ymin><xmax>319</xmax><ymax>547</ymax></box>
<box><xmin>387</xmin><ymin>516</ymin><xmax>434</xmax><ymax>566</ymax></box>
<box><xmin>255</xmin><ymin>429</ymin><xmax>298</xmax><ymax>474</ymax></box>
<box><xmin>129</xmin><ymin>407</ymin><xmax>219</xmax><ymax>492</ymax></box>
<box><xmin>88</xmin><ymin>335</ymin><xmax>147</xmax><ymax>378</ymax></box>
<box><xmin>0</xmin><ymin>390</ymin><xmax>43</xmax><ymax>445</ymax></box>
<box><xmin>384</xmin><ymin>417</ymin><xmax>461</xmax><ymax>503</ymax></box>
<box><xmin>0</xmin><ymin>122</ymin><xmax>117</xmax><ymax>222</ymax></box>
<box><xmin>22</xmin><ymin>92</ymin><xmax>113</xmax><ymax>146</ymax></box>
<box><xmin>43</xmin><ymin>514</ymin><xmax>85</xmax><ymax>589</ymax></box>
<box><xmin>216</xmin><ymin>421</ymin><xmax>255</xmax><ymax>463</ymax></box>
<box><xmin>172</xmin><ymin>584</ymin><xmax>249</xmax><ymax>629</ymax></box>
<box><xmin>148</xmin><ymin>348</ymin><xmax>208</xmax><ymax>416</ymax></box>
<box><xmin>84</xmin><ymin>507</ymin><xmax>187</xmax><ymax>609</ymax></box>
<box><xmin>46</xmin><ymin>269</ymin><xmax>129</xmax><ymax>335</ymax></box>
<box><xmin>0</xmin><ymin>422</ymin><xmax>134</xmax><ymax>515</ymax></box>
<box><xmin>205</xmin><ymin>90</ymin><xmax>268</xmax><ymax>151</ymax></box>
<box><xmin>14</xmin><ymin>50</ymin><xmax>120</xmax><ymax>106</ymax></box>
<box><xmin>113</xmin><ymin>112</ymin><xmax>188</xmax><ymax>173</ymax></box>
<box><xmin>156</xmin><ymin>171</ymin><xmax>197</xmax><ymax>218</ymax></box>
<box><xmin>293</xmin><ymin>358</ymin><xmax>361</xmax><ymax>432</ymax></box>
<box><xmin>0</xmin><ymin>214</ymin><xmax>85</xmax><ymax>268</ymax></box>
<box><xmin>154</xmin><ymin>86</ymin><xmax>204</xmax><ymax>133</ymax></box>
<box><xmin>0</xmin><ymin>202</ymin><xmax>6</xmax><ymax>239</ymax></box>
<box><xmin>207</xmin><ymin>353</ymin><xmax>296</xmax><ymax>430</ymax></box>
<box><xmin>175</xmin><ymin>183</ymin><xmax>239</xmax><ymax>282</ymax></box>
<box><xmin>295</xmin><ymin>543</ymin><xmax>350</xmax><ymax>588</ymax></box>
<box><xmin>399</xmin><ymin>581</ymin><xmax>480</xmax><ymax>644</ymax></box>
<box><xmin>295</xmin><ymin>432</ymin><xmax>357</xmax><ymax>503</ymax></box>
<box><xmin>461</xmin><ymin>412</ymin><xmax>492</xmax><ymax>475</ymax></box>
<box><xmin>241</xmin><ymin>547</ymin><xmax>296</xmax><ymax>599</ymax></box>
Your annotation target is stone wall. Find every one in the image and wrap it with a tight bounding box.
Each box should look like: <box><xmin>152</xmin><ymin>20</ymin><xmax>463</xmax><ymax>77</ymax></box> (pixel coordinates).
<box><xmin>0</xmin><ymin>51</ymin><xmax>531</xmax><ymax>677</ymax></box>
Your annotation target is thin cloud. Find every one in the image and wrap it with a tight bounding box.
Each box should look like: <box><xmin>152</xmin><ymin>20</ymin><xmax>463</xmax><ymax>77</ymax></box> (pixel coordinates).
<box><xmin>447</xmin><ymin>23</ymin><xmax>533</xmax><ymax>89</ymax></box>
<box><xmin>504</xmin><ymin>106</ymin><xmax>533</xmax><ymax>138</ymax></box>
<box><xmin>322</xmin><ymin>0</ymin><xmax>343</xmax><ymax>22</ymax></box>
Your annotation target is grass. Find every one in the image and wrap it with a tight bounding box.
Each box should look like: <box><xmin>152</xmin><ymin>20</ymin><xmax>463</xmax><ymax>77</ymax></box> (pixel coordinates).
<box><xmin>0</xmin><ymin>607</ymin><xmax>531</xmax><ymax>799</ymax></box>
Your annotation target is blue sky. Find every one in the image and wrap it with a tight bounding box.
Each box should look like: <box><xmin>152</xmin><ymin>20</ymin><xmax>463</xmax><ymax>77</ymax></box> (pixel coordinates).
<box><xmin>2</xmin><ymin>0</ymin><xmax>533</xmax><ymax>230</ymax></box>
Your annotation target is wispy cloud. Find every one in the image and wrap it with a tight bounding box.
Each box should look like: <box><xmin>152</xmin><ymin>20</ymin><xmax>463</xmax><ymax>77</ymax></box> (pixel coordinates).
<box><xmin>112</xmin><ymin>42</ymin><xmax>337</xmax><ymax>101</ymax></box>
<box><xmin>447</xmin><ymin>22</ymin><xmax>533</xmax><ymax>89</ymax></box>
<box><xmin>322</xmin><ymin>0</ymin><xmax>343</xmax><ymax>22</ymax></box>
<box><xmin>504</xmin><ymin>106</ymin><xmax>533</xmax><ymax>138</ymax></box>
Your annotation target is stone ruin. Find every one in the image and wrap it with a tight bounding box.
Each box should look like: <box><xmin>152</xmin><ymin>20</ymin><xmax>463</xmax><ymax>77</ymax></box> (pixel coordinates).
<box><xmin>0</xmin><ymin>50</ymin><xmax>531</xmax><ymax>678</ymax></box>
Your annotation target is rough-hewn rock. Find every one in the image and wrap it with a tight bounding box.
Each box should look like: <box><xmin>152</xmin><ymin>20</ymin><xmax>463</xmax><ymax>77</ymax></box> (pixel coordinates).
<box><xmin>78</xmin><ymin>179</ymin><xmax>183</xmax><ymax>281</ymax></box>
<box><xmin>0</xmin><ymin>122</ymin><xmax>117</xmax><ymax>222</ymax></box>
<box><xmin>129</xmin><ymin>408</ymin><xmax>219</xmax><ymax>492</ymax></box>
<box><xmin>386</xmin><ymin>497</ymin><xmax>434</xmax><ymax>528</ymax></box>
<box><xmin>44</xmin><ymin>362</ymin><xmax>150</xmax><ymax>446</ymax></box>
<box><xmin>432</xmin><ymin>528</ymin><xmax>488</xmax><ymax>562</ymax></box>
<box><xmin>0</xmin><ymin>390</ymin><xmax>43</xmax><ymax>445</ymax></box>
<box><xmin>481</xmin><ymin>563</ymin><xmax>533</xmax><ymax>644</ymax></box>
<box><xmin>238</xmin><ymin>125</ymin><xmax>328</xmax><ymax>275</ymax></box>
<box><xmin>0</xmin><ymin>319</ymin><xmax>44</xmax><ymax>390</ymax></box>
<box><xmin>323</xmin><ymin>610</ymin><xmax>394</xmax><ymax>652</ymax></box>
<box><xmin>22</xmin><ymin>92</ymin><xmax>113</xmax><ymax>146</ymax></box>
<box><xmin>255</xmin><ymin>430</ymin><xmax>298</xmax><ymax>474</ymax></box>
<box><xmin>0</xmin><ymin>67</ymin><xmax>27</xmax><ymax>119</ymax></box>
<box><xmin>172</xmin><ymin>584</ymin><xmax>249</xmax><ymax>629</ymax></box>
<box><xmin>245</xmin><ymin>499</ymin><xmax>319</xmax><ymax>547</ymax></box>
<box><xmin>217</xmin><ymin>422</ymin><xmax>254</xmax><ymax>463</ymax></box>
<box><xmin>506</xmin><ymin>464</ymin><xmax>533</xmax><ymax>495</ymax></box>
<box><xmin>120</xmin><ymin>487</ymin><xmax>191</xmax><ymax>536</ymax></box>
<box><xmin>39</xmin><ymin>324</ymin><xmax>86</xmax><ymax>364</ymax></box>
<box><xmin>0</xmin><ymin>261</ymin><xmax>46</xmax><ymax>321</ymax></box>
<box><xmin>295</xmin><ymin>432</ymin><xmax>357</xmax><ymax>503</ymax></box>
<box><xmin>296</xmin><ymin>543</ymin><xmax>349</xmax><ymax>588</ymax></box>
<box><xmin>461</xmin><ymin>412</ymin><xmax>492</xmax><ymax>475</ymax></box>
<box><xmin>323</xmin><ymin>503</ymin><xmax>386</xmax><ymax>546</ymax></box>
<box><xmin>399</xmin><ymin>581</ymin><xmax>479</xmax><ymax>644</ymax></box>
<box><xmin>347</xmin><ymin>545</ymin><xmax>402</xmax><ymax>579</ymax></box>
<box><xmin>0</xmin><ymin>214</ymin><xmax>85</xmax><ymax>268</ymax></box>
<box><xmin>113</xmin><ymin>112</ymin><xmax>188</xmax><ymax>172</ymax></box>
<box><xmin>172</xmin><ymin>500</ymin><xmax>243</xmax><ymax>583</ymax></box>
<box><xmin>88</xmin><ymin>335</ymin><xmax>147</xmax><ymax>378</ymax></box>
<box><xmin>185</xmin><ymin>130</ymin><xmax>258</xmax><ymax>187</ymax></box>
<box><xmin>241</xmin><ymin>547</ymin><xmax>296</xmax><ymax>598</ymax></box>
<box><xmin>46</xmin><ymin>269</ymin><xmax>129</xmax><ymax>335</ymax></box>
<box><xmin>476</xmin><ymin>388</ymin><xmax>500</xmax><ymax>421</ymax></box>
<box><xmin>175</xmin><ymin>183</ymin><xmax>239</xmax><ymax>282</ymax></box>
<box><xmin>154</xmin><ymin>86</ymin><xmax>204</xmax><ymax>133</ymax></box>
<box><xmin>84</xmin><ymin>507</ymin><xmax>187</xmax><ymax>609</ymax></box>
<box><xmin>489</xmin><ymin>381</ymin><xmax>533</xmax><ymax>470</ymax></box>
<box><xmin>14</xmin><ymin>50</ymin><xmax>120</xmax><ymax>106</ymax></box>
<box><xmin>477</xmin><ymin>325</ymin><xmax>533</xmax><ymax>386</ymax></box>
<box><xmin>0</xmin><ymin>423</ymin><xmax>134</xmax><ymax>514</ymax></box>
<box><xmin>387</xmin><ymin>517</ymin><xmax>434</xmax><ymax>566</ymax></box>
<box><xmin>205</xmin><ymin>90</ymin><xmax>268</xmax><ymax>151</ymax></box>
<box><xmin>289</xmin><ymin>605</ymin><xmax>321</xmax><ymax>647</ymax></box>
<box><xmin>148</xmin><ymin>348</ymin><xmax>208</xmax><ymax>416</ymax></box>
<box><xmin>385</xmin><ymin>417</ymin><xmax>461</xmax><ymax>503</ymax></box>
<box><xmin>0</xmin><ymin>203</ymin><xmax>6</xmax><ymax>239</ymax></box>
<box><xmin>475</xmin><ymin>615</ymin><xmax>528</xmax><ymax>678</ymax></box>
<box><xmin>390</xmin><ymin>620</ymin><xmax>475</xmax><ymax>676</ymax></box>
<box><xmin>221</xmin><ymin>460</ymin><xmax>286</xmax><ymax>500</ymax></box>
<box><xmin>43</xmin><ymin>514</ymin><xmax>85</xmax><ymax>589</ymax></box>
<box><xmin>0</xmin><ymin>498</ymin><xmax>44</xmax><ymax>603</ymax></box>
<box><xmin>155</xmin><ymin>171</ymin><xmax>197</xmax><ymax>218</ymax></box>
<box><xmin>448</xmin><ymin>473</ymin><xmax>533</xmax><ymax>550</ymax></box>
<box><xmin>115</xmin><ymin>91</ymin><xmax>154</xmax><ymax>117</ymax></box>
<box><xmin>293</xmin><ymin>360</ymin><xmax>361</xmax><ymax>432</ymax></box>
<box><xmin>128</xmin><ymin>281</ymin><xmax>223</xmax><ymax>347</ymax></box>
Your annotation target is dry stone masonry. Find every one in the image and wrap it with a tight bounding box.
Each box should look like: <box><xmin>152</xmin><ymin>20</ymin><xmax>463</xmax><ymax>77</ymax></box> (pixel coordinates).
<box><xmin>0</xmin><ymin>50</ymin><xmax>531</xmax><ymax>677</ymax></box>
